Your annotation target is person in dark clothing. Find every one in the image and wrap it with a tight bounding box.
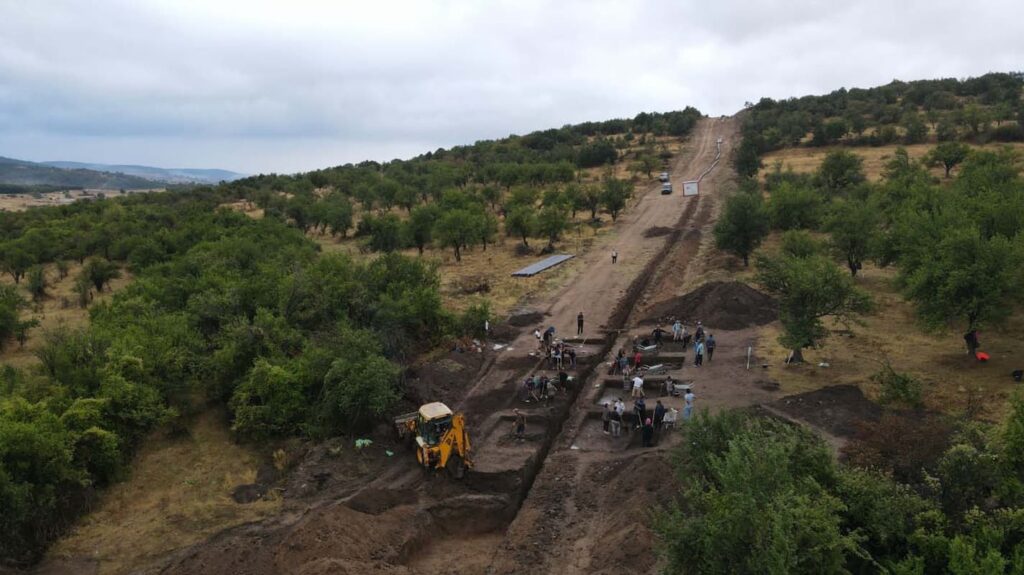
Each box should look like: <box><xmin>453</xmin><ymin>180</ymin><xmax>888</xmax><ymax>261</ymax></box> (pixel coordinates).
<box><xmin>652</xmin><ymin>326</ymin><xmax>667</xmax><ymax>345</ymax></box>
<box><xmin>577</xmin><ymin>312</ymin><xmax>584</xmax><ymax>336</ymax></box>
<box><xmin>964</xmin><ymin>330</ymin><xmax>979</xmax><ymax>356</ymax></box>
<box><xmin>695</xmin><ymin>322</ymin><xmax>705</xmax><ymax>343</ymax></box>
<box><xmin>706</xmin><ymin>334</ymin><xmax>716</xmax><ymax>361</ymax></box>
<box><xmin>633</xmin><ymin>397</ymin><xmax>646</xmax><ymax>430</ymax></box>
<box><xmin>653</xmin><ymin>400</ymin><xmax>666</xmax><ymax>429</ymax></box>
<box><xmin>602</xmin><ymin>403</ymin><xmax>612</xmax><ymax>434</ymax></box>
<box><xmin>641</xmin><ymin>418</ymin><xmax>655</xmax><ymax>447</ymax></box>
<box><xmin>609</xmin><ymin>406</ymin><xmax>622</xmax><ymax>437</ymax></box>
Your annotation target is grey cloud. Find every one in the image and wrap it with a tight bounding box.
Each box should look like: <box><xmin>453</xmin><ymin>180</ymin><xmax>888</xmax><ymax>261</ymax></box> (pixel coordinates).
<box><xmin>0</xmin><ymin>0</ymin><xmax>1021</xmax><ymax>173</ymax></box>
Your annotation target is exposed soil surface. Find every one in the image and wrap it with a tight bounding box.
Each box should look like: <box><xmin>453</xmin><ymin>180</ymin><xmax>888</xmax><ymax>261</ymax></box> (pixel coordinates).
<box><xmin>642</xmin><ymin>280</ymin><xmax>778</xmax><ymax>330</ymax></box>
<box><xmin>404</xmin><ymin>347</ymin><xmax>491</xmax><ymax>408</ymax></box>
<box><xmin>642</xmin><ymin>225</ymin><xmax>674</xmax><ymax>238</ymax></box>
<box><xmin>768</xmin><ymin>384</ymin><xmax>882</xmax><ymax>438</ymax></box>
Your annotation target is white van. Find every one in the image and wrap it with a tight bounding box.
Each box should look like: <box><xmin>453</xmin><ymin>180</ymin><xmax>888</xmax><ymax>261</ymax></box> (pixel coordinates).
<box><xmin>658</xmin><ymin>172</ymin><xmax>670</xmax><ymax>182</ymax></box>
<box><xmin>661</xmin><ymin>182</ymin><xmax>673</xmax><ymax>195</ymax></box>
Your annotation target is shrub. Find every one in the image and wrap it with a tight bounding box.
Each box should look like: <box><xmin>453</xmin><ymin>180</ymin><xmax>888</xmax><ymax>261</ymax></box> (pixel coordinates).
<box><xmin>873</xmin><ymin>363</ymin><xmax>923</xmax><ymax>408</ymax></box>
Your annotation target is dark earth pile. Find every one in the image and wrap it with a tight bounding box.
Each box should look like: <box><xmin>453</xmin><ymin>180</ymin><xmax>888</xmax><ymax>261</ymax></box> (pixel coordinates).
<box><xmin>769</xmin><ymin>384</ymin><xmax>882</xmax><ymax>437</ymax></box>
<box><xmin>643</xmin><ymin>281</ymin><xmax>778</xmax><ymax>330</ymax></box>
<box><xmin>643</xmin><ymin>226</ymin><xmax>674</xmax><ymax>238</ymax></box>
<box><xmin>507</xmin><ymin>309</ymin><xmax>546</xmax><ymax>327</ymax></box>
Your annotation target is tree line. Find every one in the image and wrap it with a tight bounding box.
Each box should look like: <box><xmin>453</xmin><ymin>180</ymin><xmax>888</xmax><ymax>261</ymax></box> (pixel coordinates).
<box><xmin>735</xmin><ymin>72</ymin><xmax>1024</xmax><ymax>179</ymax></box>
<box><xmin>658</xmin><ymin>399</ymin><xmax>1024</xmax><ymax>573</ymax></box>
<box><xmin>718</xmin><ymin>142</ymin><xmax>1023</xmax><ymax>363</ymax></box>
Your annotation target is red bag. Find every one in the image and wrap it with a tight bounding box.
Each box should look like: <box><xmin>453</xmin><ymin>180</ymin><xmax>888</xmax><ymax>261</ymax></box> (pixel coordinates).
<box><xmin>976</xmin><ymin>351</ymin><xmax>990</xmax><ymax>362</ymax></box>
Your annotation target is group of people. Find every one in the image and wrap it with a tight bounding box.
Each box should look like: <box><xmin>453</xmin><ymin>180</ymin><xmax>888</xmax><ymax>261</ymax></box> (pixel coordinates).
<box><xmin>601</xmin><ymin>390</ymin><xmax>695</xmax><ymax>447</ymax></box>
<box><xmin>665</xmin><ymin>319</ymin><xmax>716</xmax><ymax>366</ymax></box>
<box><xmin>521</xmin><ymin>371</ymin><xmax>570</xmax><ymax>403</ymax></box>
<box><xmin>534</xmin><ymin>325</ymin><xmax>580</xmax><ymax>370</ymax></box>
<box><xmin>612</xmin><ymin>347</ymin><xmax>646</xmax><ymax>376</ymax></box>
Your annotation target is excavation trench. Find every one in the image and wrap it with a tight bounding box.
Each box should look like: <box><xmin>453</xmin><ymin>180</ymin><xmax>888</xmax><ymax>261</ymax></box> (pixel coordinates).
<box><xmin>399</xmin><ymin>187</ymin><xmax>706</xmax><ymax>568</ymax></box>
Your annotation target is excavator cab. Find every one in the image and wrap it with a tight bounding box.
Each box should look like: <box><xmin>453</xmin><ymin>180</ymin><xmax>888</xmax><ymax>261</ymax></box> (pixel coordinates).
<box><xmin>395</xmin><ymin>402</ymin><xmax>472</xmax><ymax>478</ymax></box>
<box><xmin>416</xmin><ymin>403</ymin><xmax>453</xmax><ymax>446</ymax></box>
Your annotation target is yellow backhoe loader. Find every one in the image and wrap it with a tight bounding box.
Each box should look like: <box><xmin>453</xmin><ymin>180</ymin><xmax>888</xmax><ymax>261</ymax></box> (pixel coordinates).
<box><xmin>394</xmin><ymin>402</ymin><xmax>472</xmax><ymax>478</ymax></box>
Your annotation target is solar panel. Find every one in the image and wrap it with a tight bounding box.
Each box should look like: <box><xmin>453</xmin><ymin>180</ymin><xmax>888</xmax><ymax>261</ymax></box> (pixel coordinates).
<box><xmin>511</xmin><ymin>254</ymin><xmax>575</xmax><ymax>277</ymax></box>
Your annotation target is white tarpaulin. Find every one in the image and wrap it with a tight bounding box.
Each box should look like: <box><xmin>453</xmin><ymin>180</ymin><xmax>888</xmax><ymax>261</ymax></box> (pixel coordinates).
<box><xmin>683</xmin><ymin>181</ymin><xmax>699</xmax><ymax>196</ymax></box>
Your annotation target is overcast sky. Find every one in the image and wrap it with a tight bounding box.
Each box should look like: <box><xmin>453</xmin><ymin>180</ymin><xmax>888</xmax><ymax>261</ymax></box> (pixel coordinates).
<box><xmin>1</xmin><ymin>0</ymin><xmax>1021</xmax><ymax>174</ymax></box>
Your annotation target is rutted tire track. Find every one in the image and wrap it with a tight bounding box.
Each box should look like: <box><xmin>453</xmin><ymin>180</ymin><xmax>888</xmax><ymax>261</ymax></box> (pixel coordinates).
<box><xmin>484</xmin><ymin>118</ymin><xmax>736</xmax><ymax>574</ymax></box>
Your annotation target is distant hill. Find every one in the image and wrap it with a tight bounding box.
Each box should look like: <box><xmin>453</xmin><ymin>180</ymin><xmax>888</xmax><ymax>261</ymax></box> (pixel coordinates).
<box><xmin>41</xmin><ymin>161</ymin><xmax>245</xmax><ymax>184</ymax></box>
<box><xmin>0</xmin><ymin>156</ymin><xmax>246</xmax><ymax>191</ymax></box>
<box><xmin>0</xmin><ymin>156</ymin><xmax>166</xmax><ymax>190</ymax></box>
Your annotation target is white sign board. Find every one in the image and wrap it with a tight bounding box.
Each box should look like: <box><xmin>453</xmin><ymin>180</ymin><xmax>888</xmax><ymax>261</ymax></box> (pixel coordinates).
<box><xmin>683</xmin><ymin>181</ymin><xmax>699</xmax><ymax>196</ymax></box>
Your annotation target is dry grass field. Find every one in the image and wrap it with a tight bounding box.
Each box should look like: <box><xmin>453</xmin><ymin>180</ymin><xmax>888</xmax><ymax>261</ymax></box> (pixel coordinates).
<box><xmin>746</xmin><ymin>141</ymin><xmax>1024</xmax><ymax>421</ymax></box>
<box><xmin>760</xmin><ymin>142</ymin><xmax>1024</xmax><ymax>182</ymax></box>
<box><xmin>45</xmin><ymin>409</ymin><xmax>281</xmax><ymax>575</ymax></box>
<box><xmin>0</xmin><ymin>188</ymin><xmax>165</xmax><ymax>212</ymax></box>
<box><xmin>0</xmin><ymin>261</ymin><xmax>133</xmax><ymax>370</ymax></box>
<box><xmin>757</xmin><ymin>263</ymin><xmax>1024</xmax><ymax>420</ymax></box>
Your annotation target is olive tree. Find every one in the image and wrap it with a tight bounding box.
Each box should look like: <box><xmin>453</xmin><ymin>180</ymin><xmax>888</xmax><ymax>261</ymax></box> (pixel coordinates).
<box><xmin>756</xmin><ymin>252</ymin><xmax>873</xmax><ymax>363</ymax></box>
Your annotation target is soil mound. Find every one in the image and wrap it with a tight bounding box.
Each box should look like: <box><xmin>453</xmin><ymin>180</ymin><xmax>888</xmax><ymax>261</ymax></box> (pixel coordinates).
<box><xmin>404</xmin><ymin>349</ymin><xmax>488</xmax><ymax>407</ymax></box>
<box><xmin>769</xmin><ymin>384</ymin><xmax>882</xmax><ymax>438</ymax></box>
<box><xmin>643</xmin><ymin>226</ymin><xmax>674</xmax><ymax>238</ymax></box>
<box><xmin>507</xmin><ymin>309</ymin><xmax>545</xmax><ymax>327</ymax></box>
<box><xmin>643</xmin><ymin>281</ymin><xmax>777</xmax><ymax>330</ymax></box>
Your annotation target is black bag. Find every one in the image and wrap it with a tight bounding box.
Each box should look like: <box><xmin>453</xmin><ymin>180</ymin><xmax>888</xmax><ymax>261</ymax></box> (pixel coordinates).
<box><xmin>1013</xmin><ymin>370</ymin><xmax>1023</xmax><ymax>383</ymax></box>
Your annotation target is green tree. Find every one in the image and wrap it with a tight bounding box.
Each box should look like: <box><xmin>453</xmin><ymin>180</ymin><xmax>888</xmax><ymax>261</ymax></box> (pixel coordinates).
<box><xmin>927</xmin><ymin>141</ymin><xmax>971</xmax><ymax>178</ymax></box>
<box><xmin>902</xmin><ymin>113</ymin><xmax>929</xmax><ymax>144</ymax></box>
<box><xmin>734</xmin><ymin>137</ymin><xmax>763</xmax><ymax>179</ymax></box>
<box><xmin>317</xmin><ymin>352</ymin><xmax>400</xmax><ymax>434</ymax></box>
<box><xmin>756</xmin><ymin>252</ymin><xmax>873</xmax><ymax>362</ymax></box>
<box><xmin>73</xmin><ymin>276</ymin><xmax>91</xmax><ymax>308</ymax></box>
<box><xmin>899</xmin><ymin>227</ymin><xmax>1024</xmax><ymax>332</ymax></box>
<box><xmin>505</xmin><ymin>205</ymin><xmax>537</xmax><ymax>248</ymax></box>
<box><xmin>229</xmin><ymin>359</ymin><xmax>307</xmax><ymax>439</ymax></box>
<box><xmin>55</xmin><ymin>260</ymin><xmax>69</xmax><ymax>280</ymax></box>
<box><xmin>362</xmin><ymin>213</ymin><xmax>404</xmax><ymax>253</ymax></box>
<box><xmin>816</xmin><ymin>150</ymin><xmax>866</xmax><ymax>195</ymax></box>
<box><xmin>81</xmin><ymin>259</ymin><xmax>121</xmax><ymax>293</ymax></box>
<box><xmin>537</xmin><ymin>205</ymin><xmax>569</xmax><ymax>249</ymax></box>
<box><xmin>26</xmin><ymin>266</ymin><xmax>48</xmax><ymax>301</ymax></box>
<box><xmin>780</xmin><ymin>230</ymin><xmax>824</xmax><ymax>259</ymax></box>
<box><xmin>713</xmin><ymin>190</ymin><xmax>770</xmax><ymax>266</ymax></box>
<box><xmin>407</xmin><ymin>204</ymin><xmax>439</xmax><ymax>255</ymax></box>
<box><xmin>824</xmin><ymin>200</ymin><xmax>880</xmax><ymax>276</ymax></box>
<box><xmin>581</xmin><ymin>184</ymin><xmax>602</xmax><ymax>220</ymax></box>
<box><xmin>0</xmin><ymin>245</ymin><xmax>34</xmax><ymax>284</ymax></box>
<box><xmin>601</xmin><ymin>178</ymin><xmax>631</xmax><ymax>221</ymax></box>
<box><xmin>0</xmin><ymin>285</ymin><xmax>27</xmax><ymax>350</ymax></box>
<box><xmin>478</xmin><ymin>211</ymin><xmax>498</xmax><ymax>251</ymax></box>
<box><xmin>323</xmin><ymin>195</ymin><xmax>354</xmax><ymax>237</ymax></box>
<box><xmin>768</xmin><ymin>182</ymin><xmax>824</xmax><ymax>230</ymax></box>
<box><xmin>434</xmin><ymin>209</ymin><xmax>479</xmax><ymax>262</ymax></box>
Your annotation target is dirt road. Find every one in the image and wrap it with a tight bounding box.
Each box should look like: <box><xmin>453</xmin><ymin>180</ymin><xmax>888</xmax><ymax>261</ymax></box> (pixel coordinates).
<box><xmin>140</xmin><ymin>117</ymin><xmax>772</xmax><ymax>575</ymax></box>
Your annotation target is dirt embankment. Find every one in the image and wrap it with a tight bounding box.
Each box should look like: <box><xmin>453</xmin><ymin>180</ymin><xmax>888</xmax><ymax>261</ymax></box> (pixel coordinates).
<box><xmin>643</xmin><ymin>280</ymin><xmax>778</xmax><ymax>330</ymax></box>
